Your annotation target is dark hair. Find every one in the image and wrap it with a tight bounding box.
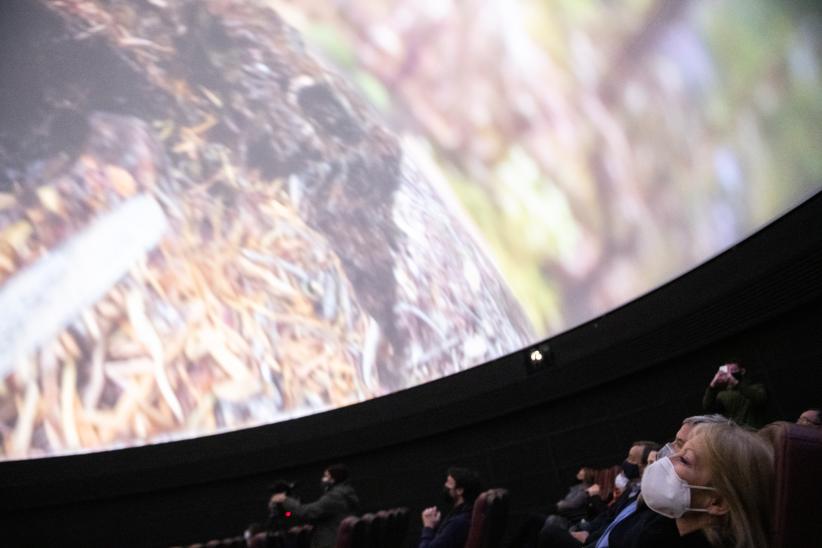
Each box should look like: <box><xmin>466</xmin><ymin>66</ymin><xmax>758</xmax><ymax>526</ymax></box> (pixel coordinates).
<box><xmin>268</xmin><ymin>479</ymin><xmax>295</xmax><ymax>495</ymax></box>
<box><xmin>326</xmin><ymin>463</ymin><xmax>350</xmax><ymax>484</ymax></box>
<box><xmin>632</xmin><ymin>441</ymin><xmax>660</xmax><ymax>465</ymax></box>
<box><xmin>447</xmin><ymin>466</ymin><xmax>482</xmax><ymax>503</ymax></box>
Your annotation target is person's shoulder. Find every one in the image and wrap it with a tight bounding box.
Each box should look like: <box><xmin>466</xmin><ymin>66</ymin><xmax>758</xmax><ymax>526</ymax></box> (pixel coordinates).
<box><xmin>454</xmin><ymin>503</ymin><xmax>473</xmax><ymax>520</ymax></box>
<box><xmin>337</xmin><ymin>483</ymin><xmax>358</xmax><ymax>496</ymax></box>
<box><xmin>634</xmin><ymin>510</ymin><xmax>679</xmax><ymax>547</ymax></box>
<box><xmin>678</xmin><ymin>529</ymin><xmax>713</xmax><ymax>548</ymax></box>
<box><xmin>334</xmin><ymin>483</ymin><xmax>356</xmax><ymax>494</ymax></box>
<box><xmin>332</xmin><ymin>483</ymin><xmax>359</xmax><ymax>505</ymax></box>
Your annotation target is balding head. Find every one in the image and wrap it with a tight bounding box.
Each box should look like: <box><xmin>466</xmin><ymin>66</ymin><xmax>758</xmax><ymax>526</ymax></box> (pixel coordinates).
<box><xmin>798</xmin><ymin>409</ymin><xmax>821</xmax><ymax>428</ymax></box>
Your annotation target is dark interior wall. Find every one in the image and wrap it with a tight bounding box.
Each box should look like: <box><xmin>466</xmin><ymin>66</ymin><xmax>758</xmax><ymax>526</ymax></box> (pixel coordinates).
<box><xmin>1</xmin><ymin>193</ymin><xmax>822</xmax><ymax>547</ymax></box>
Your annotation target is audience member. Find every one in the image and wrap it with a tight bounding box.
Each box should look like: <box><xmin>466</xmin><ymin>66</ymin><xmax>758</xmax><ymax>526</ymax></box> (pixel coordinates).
<box><xmin>269</xmin><ymin>464</ymin><xmax>359</xmax><ymax>548</ymax></box>
<box><xmin>669</xmin><ymin>414</ymin><xmax>728</xmax><ymax>454</ymax></box>
<box><xmin>632</xmin><ymin>421</ymin><xmax>775</xmax><ymax>547</ymax></box>
<box><xmin>586</xmin><ymin>414</ymin><xmax>740</xmax><ymax>548</ymax></box>
<box><xmin>419</xmin><ymin>466</ymin><xmax>482</xmax><ymax>548</ymax></box>
<box><xmin>265</xmin><ymin>479</ymin><xmax>297</xmax><ymax>534</ymax></box>
<box><xmin>796</xmin><ymin>408</ymin><xmax>821</xmax><ymax>427</ymax></box>
<box><xmin>537</xmin><ymin>414</ymin><xmax>729</xmax><ymax>548</ymax></box>
<box><xmin>702</xmin><ymin>362</ymin><xmax>768</xmax><ymax>428</ymax></box>
<box><xmin>610</xmin><ymin>471</ymin><xmax>630</xmax><ymax>504</ymax></box>
<box><xmin>536</xmin><ymin>440</ymin><xmax>658</xmax><ymax>548</ymax></box>
<box><xmin>507</xmin><ymin>467</ymin><xmax>598</xmax><ymax>548</ymax></box>
<box><xmin>555</xmin><ymin>467</ymin><xmax>597</xmax><ymax>519</ymax></box>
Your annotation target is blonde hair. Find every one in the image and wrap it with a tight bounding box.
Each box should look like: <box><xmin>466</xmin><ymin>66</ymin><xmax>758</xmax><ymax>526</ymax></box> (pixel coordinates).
<box><xmin>692</xmin><ymin>422</ymin><xmax>774</xmax><ymax>548</ymax></box>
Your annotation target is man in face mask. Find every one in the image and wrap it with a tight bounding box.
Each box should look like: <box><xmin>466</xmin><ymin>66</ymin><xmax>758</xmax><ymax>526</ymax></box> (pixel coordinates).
<box><xmin>270</xmin><ymin>464</ymin><xmax>359</xmax><ymax>548</ymax></box>
<box><xmin>419</xmin><ymin>466</ymin><xmax>482</xmax><ymax>548</ymax></box>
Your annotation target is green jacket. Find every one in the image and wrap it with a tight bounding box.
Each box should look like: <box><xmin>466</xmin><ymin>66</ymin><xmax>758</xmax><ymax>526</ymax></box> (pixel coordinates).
<box><xmin>281</xmin><ymin>482</ymin><xmax>359</xmax><ymax>548</ymax></box>
<box><xmin>702</xmin><ymin>378</ymin><xmax>768</xmax><ymax>428</ymax></box>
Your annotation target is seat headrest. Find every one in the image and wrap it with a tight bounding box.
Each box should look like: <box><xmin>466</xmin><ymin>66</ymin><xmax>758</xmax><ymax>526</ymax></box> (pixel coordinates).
<box><xmin>760</xmin><ymin>421</ymin><xmax>822</xmax><ymax>548</ymax></box>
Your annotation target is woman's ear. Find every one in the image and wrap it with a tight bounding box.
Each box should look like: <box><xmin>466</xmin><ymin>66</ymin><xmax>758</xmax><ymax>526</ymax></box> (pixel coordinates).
<box><xmin>705</xmin><ymin>495</ymin><xmax>730</xmax><ymax>517</ymax></box>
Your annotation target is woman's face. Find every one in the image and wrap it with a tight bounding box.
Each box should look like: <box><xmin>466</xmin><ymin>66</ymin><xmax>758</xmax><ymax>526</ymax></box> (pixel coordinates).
<box><xmin>670</xmin><ymin>434</ymin><xmax>715</xmax><ymax>508</ymax></box>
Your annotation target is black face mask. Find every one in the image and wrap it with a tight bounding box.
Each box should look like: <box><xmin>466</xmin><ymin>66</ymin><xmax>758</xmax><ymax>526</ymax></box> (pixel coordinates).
<box><xmin>442</xmin><ymin>486</ymin><xmax>455</xmax><ymax>504</ymax></box>
<box><xmin>322</xmin><ymin>479</ymin><xmax>334</xmax><ymax>492</ymax></box>
<box><xmin>731</xmin><ymin>371</ymin><xmax>744</xmax><ymax>381</ymax></box>
<box><xmin>621</xmin><ymin>460</ymin><xmax>640</xmax><ymax>480</ymax></box>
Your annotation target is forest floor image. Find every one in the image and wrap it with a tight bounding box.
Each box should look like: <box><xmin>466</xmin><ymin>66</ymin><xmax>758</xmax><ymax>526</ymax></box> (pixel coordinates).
<box><xmin>0</xmin><ymin>0</ymin><xmax>533</xmax><ymax>459</ymax></box>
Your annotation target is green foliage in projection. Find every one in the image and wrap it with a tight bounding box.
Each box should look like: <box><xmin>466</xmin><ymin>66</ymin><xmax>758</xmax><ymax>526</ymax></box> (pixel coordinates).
<box><xmin>445</xmin><ymin>156</ymin><xmax>564</xmax><ymax>334</ymax></box>
<box><xmin>302</xmin><ymin>22</ymin><xmax>358</xmax><ymax>69</ymax></box>
<box><xmin>279</xmin><ymin>0</ymin><xmax>822</xmax><ymax>336</ymax></box>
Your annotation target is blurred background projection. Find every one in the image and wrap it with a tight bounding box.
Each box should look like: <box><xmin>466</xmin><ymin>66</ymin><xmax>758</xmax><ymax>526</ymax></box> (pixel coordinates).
<box><xmin>0</xmin><ymin>0</ymin><xmax>820</xmax><ymax>459</ymax></box>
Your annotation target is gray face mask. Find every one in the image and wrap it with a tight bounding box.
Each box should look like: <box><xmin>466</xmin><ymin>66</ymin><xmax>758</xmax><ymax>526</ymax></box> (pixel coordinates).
<box><xmin>641</xmin><ymin>457</ymin><xmax>717</xmax><ymax>518</ymax></box>
<box><xmin>656</xmin><ymin>442</ymin><xmax>677</xmax><ymax>460</ymax></box>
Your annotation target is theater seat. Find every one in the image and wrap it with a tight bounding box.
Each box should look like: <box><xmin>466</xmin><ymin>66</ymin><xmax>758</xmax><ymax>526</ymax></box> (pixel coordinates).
<box><xmin>336</xmin><ymin>515</ymin><xmax>368</xmax><ymax>548</ymax></box>
<box><xmin>248</xmin><ymin>532</ymin><xmax>269</xmax><ymax>548</ymax></box>
<box><xmin>358</xmin><ymin>513</ymin><xmax>377</xmax><ymax>548</ymax></box>
<box><xmin>370</xmin><ymin>511</ymin><xmax>389</xmax><ymax>548</ymax></box>
<box><xmin>335</xmin><ymin>516</ymin><xmax>357</xmax><ymax>548</ymax></box>
<box><xmin>464</xmin><ymin>488</ymin><xmax>509</xmax><ymax>548</ymax></box>
<box><xmin>387</xmin><ymin>507</ymin><xmax>410</xmax><ymax>546</ymax></box>
<box><xmin>760</xmin><ymin>421</ymin><xmax>822</xmax><ymax>548</ymax></box>
<box><xmin>289</xmin><ymin>524</ymin><xmax>313</xmax><ymax>548</ymax></box>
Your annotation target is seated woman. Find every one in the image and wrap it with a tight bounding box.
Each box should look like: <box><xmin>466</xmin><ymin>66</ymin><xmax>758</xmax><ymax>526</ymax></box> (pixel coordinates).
<box><xmin>611</xmin><ymin>421</ymin><xmax>774</xmax><ymax>548</ymax></box>
<box><xmin>507</xmin><ymin>467</ymin><xmax>599</xmax><ymax>548</ymax></box>
<box><xmin>554</xmin><ymin>467</ymin><xmax>597</xmax><ymax>522</ymax></box>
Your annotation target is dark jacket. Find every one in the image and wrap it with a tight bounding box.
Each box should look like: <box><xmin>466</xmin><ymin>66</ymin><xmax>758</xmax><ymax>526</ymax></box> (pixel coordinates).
<box><xmin>581</xmin><ymin>484</ymin><xmax>640</xmax><ymax>545</ymax></box>
<box><xmin>556</xmin><ymin>484</ymin><xmax>590</xmax><ymax>519</ymax></box>
<box><xmin>702</xmin><ymin>377</ymin><xmax>767</xmax><ymax>428</ymax></box>
<box><xmin>281</xmin><ymin>482</ymin><xmax>360</xmax><ymax>548</ymax></box>
<box><xmin>603</xmin><ymin>503</ymin><xmax>713</xmax><ymax>548</ymax></box>
<box><xmin>419</xmin><ymin>502</ymin><xmax>473</xmax><ymax>548</ymax></box>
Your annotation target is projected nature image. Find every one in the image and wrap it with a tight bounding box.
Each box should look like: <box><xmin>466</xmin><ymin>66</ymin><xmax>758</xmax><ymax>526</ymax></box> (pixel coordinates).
<box><xmin>1</xmin><ymin>0</ymin><xmax>820</xmax><ymax>459</ymax></box>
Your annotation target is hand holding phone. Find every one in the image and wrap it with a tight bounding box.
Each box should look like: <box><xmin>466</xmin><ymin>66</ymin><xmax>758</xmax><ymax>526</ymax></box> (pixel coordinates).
<box><xmin>711</xmin><ymin>367</ymin><xmax>729</xmax><ymax>388</ymax></box>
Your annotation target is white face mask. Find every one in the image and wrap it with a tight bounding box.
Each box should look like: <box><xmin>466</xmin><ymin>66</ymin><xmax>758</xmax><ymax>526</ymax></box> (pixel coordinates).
<box><xmin>614</xmin><ymin>472</ymin><xmax>629</xmax><ymax>491</ymax></box>
<box><xmin>641</xmin><ymin>457</ymin><xmax>717</xmax><ymax>518</ymax></box>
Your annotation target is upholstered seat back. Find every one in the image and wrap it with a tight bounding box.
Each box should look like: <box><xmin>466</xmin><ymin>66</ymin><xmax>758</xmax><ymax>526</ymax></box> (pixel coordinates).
<box><xmin>760</xmin><ymin>421</ymin><xmax>822</xmax><ymax>548</ymax></box>
<box><xmin>464</xmin><ymin>488</ymin><xmax>509</xmax><ymax>548</ymax></box>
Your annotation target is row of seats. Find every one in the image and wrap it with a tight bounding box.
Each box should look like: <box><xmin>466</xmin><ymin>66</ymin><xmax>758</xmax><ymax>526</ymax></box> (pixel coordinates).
<box><xmin>248</xmin><ymin>524</ymin><xmax>313</xmax><ymax>548</ymax></box>
<box><xmin>335</xmin><ymin>489</ymin><xmax>509</xmax><ymax>548</ymax></box>
<box><xmin>177</xmin><ymin>536</ymin><xmax>244</xmax><ymax>547</ymax></box>
<box><xmin>336</xmin><ymin>507</ymin><xmax>410</xmax><ymax>548</ymax></box>
<box><xmin>178</xmin><ymin>524</ymin><xmax>313</xmax><ymax>548</ymax></box>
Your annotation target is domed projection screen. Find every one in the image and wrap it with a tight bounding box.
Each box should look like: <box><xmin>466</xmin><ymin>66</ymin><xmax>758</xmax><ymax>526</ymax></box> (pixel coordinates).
<box><xmin>1</xmin><ymin>0</ymin><xmax>820</xmax><ymax>459</ymax></box>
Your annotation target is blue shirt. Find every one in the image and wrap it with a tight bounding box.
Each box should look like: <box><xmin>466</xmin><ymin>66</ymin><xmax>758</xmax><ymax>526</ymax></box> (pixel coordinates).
<box><xmin>595</xmin><ymin>500</ymin><xmax>639</xmax><ymax>548</ymax></box>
